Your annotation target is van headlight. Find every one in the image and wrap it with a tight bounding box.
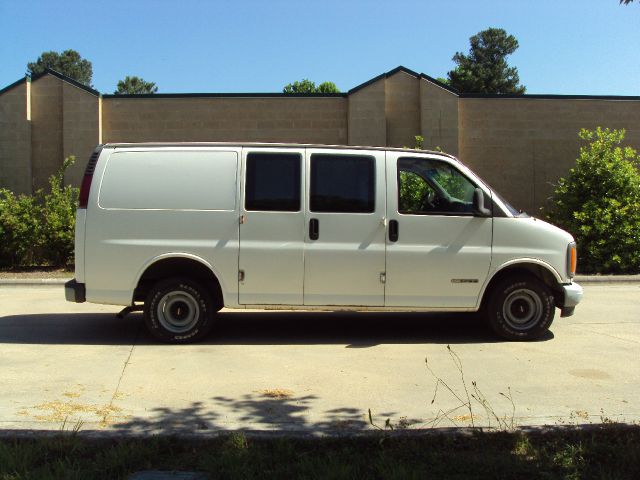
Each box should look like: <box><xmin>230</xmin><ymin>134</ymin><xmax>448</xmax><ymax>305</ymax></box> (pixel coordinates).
<box><xmin>567</xmin><ymin>242</ymin><xmax>577</xmax><ymax>279</ymax></box>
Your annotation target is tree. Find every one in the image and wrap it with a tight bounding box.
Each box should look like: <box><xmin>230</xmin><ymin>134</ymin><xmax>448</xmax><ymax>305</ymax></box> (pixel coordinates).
<box><xmin>27</xmin><ymin>50</ymin><xmax>93</xmax><ymax>86</ymax></box>
<box><xmin>283</xmin><ymin>79</ymin><xmax>340</xmax><ymax>94</ymax></box>
<box><xmin>115</xmin><ymin>76</ymin><xmax>158</xmax><ymax>94</ymax></box>
<box><xmin>447</xmin><ymin>28</ymin><xmax>525</xmax><ymax>94</ymax></box>
<box><xmin>545</xmin><ymin>128</ymin><xmax>640</xmax><ymax>274</ymax></box>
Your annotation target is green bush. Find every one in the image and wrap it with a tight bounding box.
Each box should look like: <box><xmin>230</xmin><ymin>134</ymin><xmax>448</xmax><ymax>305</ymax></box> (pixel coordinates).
<box><xmin>0</xmin><ymin>189</ymin><xmax>43</xmax><ymax>266</ymax></box>
<box><xmin>545</xmin><ymin>127</ymin><xmax>640</xmax><ymax>274</ymax></box>
<box><xmin>0</xmin><ymin>156</ymin><xmax>78</xmax><ymax>268</ymax></box>
<box><xmin>41</xmin><ymin>156</ymin><xmax>79</xmax><ymax>266</ymax></box>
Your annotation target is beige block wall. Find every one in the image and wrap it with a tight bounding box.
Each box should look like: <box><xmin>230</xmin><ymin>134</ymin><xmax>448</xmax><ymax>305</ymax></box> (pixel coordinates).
<box><xmin>385</xmin><ymin>71</ymin><xmax>420</xmax><ymax>148</ymax></box>
<box><xmin>459</xmin><ymin>98</ymin><xmax>640</xmax><ymax>213</ymax></box>
<box><xmin>30</xmin><ymin>75</ymin><xmax>63</xmax><ymax>190</ymax></box>
<box><xmin>102</xmin><ymin>97</ymin><xmax>347</xmax><ymax>145</ymax></box>
<box><xmin>62</xmin><ymin>83</ymin><xmax>101</xmax><ymax>185</ymax></box>
<box><xmin>0</xmin><ymin>80</ymin><xmax>32</xmax><ymax>194</ymax></box>
<box><xmin>419</xmin><ymin>79</ymin><xmax>459</xmax><ymax>155</ymax></box>
<box><xmin>348</xmin><ymin>79</ymin><xmax>386</xmax><ymax>147</ymax></box>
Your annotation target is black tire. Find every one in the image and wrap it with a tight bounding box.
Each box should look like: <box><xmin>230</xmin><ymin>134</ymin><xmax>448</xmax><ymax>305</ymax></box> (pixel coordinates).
<box><xmin>486</xmin><ymin>275</ymin><xmax>555</xmax><ymax>341</ymax></box>
<box><xmin>144</xmin><ymin>277</ymin><xmax>215</xmax><ymax>343</ymax></box>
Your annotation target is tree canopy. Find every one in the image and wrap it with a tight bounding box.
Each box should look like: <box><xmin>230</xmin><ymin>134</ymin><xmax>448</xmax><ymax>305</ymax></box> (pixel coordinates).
<box><xmin>114</xmin><ymin>76</ymin><xmax>158</xmax><ymax>94</ymax></box>
<box><xmin>283</xmin><ymin>79</ymin><xmax>340</xmax><ymax>94</ymax></box>
<box><xmin>27</xmin><ymin>50</ymin><xmax>93</xmax><ymax>87</ymax></box>
<box><xmin>447</xmin><ymin>28</ymin><xmax>525</xmax><ymax>94</ymax></box>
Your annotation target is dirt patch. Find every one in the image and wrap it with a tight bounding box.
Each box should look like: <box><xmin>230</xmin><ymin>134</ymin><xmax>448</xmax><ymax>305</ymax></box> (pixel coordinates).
<box><xmin>28</xmin><ymin>400</ymin><xmax>126</xmax><ymax>427</ymax></box>
<box><xmin>256</xmin><ymin>389</ymin><xmax>294</xmax><ymax>399</ymax></box>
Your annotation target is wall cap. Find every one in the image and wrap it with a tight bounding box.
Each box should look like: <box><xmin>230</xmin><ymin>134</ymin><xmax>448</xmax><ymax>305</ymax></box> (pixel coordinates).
<box><xmin>3</xmin><ymin>65</ymin><xmax>640</xmax><ymax>101</ymax></box>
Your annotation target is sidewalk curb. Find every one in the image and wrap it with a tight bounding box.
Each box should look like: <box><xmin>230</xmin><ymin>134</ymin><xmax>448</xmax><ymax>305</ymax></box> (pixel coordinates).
<box><xmin>574</xmin><ymin>275</ymin><xmax>640</xmax><ymax>284</ymax></box>
<box><xmin>1</xmin><ymin>276</ymin><xmax>639</xmax><ymax>286</ymax></box>
<box><xmin>0</xmin><ymin>278</ymin><xmax>70</xmax><ymax>285</ymax></box>
<box><xmin>0</xmin><ymin>423</ymin><xmax>637</xmax><ymax>441</ymax></box>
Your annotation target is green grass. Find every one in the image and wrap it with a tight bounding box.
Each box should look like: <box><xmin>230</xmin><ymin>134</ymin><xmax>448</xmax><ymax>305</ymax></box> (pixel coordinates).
<box><xmin>1</xmin><ymin>426</ymin><xmax>639</xmax><ymax>479</ymax></box>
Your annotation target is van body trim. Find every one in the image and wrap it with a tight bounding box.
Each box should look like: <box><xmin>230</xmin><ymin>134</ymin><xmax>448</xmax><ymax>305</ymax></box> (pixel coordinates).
<box><xmin>132</xmin><ymin>253</ymin><xmax>229</xmax><ymax>306</ymax></box>
<box><xmin>477</xmin><ymin>258</ymin><xmax>564</xmax><ymax>309</ymax></box>
<box><xmin>104</xmin><ymin>142</ymin><xmax>459</xmax><ymax>160</ymax></box>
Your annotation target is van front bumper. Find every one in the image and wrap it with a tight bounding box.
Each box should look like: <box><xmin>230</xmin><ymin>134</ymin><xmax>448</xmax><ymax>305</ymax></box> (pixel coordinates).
<box><xmin>65</xmin><ymin>279</ymin><xmax>86</xmax><ymax>303</ymax></box>
<box><xmin>560</xmin><ymin>282</ymin><xmax>583</xmax><ymax>317</ymax></box>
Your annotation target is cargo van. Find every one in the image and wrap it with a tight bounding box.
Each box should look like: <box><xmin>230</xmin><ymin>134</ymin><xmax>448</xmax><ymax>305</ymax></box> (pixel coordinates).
<box><xmin>65</xmin><ymin>143</ymin><xmax>583</xmax><ymax>343</ymax></box>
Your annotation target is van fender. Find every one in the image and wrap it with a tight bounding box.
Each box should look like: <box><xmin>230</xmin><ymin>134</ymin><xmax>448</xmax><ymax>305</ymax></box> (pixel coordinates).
<box><xmin>476</xmin><ymin>258</ymin><xmax>563</xmax><ymax>309</ymax></box>
<box><xmin>132</xmin><ymin>252</ymin><xmax>229</xmax><ymax>305</ymax></box>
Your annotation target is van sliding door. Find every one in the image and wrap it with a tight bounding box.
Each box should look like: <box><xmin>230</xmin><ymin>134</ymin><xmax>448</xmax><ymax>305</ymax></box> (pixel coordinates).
<box><xmin>302</xmin><ymin>149</ymin><xmax>386</xmax><ymax>306</ymax></box>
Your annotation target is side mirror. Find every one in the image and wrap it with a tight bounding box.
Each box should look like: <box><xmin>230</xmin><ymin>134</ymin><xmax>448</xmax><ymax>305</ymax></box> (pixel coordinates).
<box><xmin>473</xmin><ymin>188</ymin><xmax>492</xmax><ymax>217</ymax></box>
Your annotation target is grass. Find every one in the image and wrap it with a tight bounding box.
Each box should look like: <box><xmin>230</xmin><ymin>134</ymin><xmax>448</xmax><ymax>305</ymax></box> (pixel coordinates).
<box><xmin>1</xmin><ymin>426</ymin><xmax>639</xmax><ymax>479</ymax></box>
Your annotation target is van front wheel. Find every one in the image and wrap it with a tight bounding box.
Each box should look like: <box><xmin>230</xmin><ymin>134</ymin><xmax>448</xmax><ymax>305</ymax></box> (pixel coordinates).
<box><xmin>144</xmin><ymin>277</ymin><xmax>214</xmax><ymax>343</ymax></box>
<box><xmin>487</xmin><ymin>275</ymin><xmax>555</xmax><ymax>341</ymax></box>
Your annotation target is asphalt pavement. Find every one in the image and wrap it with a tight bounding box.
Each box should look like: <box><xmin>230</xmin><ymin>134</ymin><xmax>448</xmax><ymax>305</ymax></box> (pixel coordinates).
<box><xmin>0</xmin><ymin>283</ymin><xmax>638</xmax><ymax>434</ymax></box>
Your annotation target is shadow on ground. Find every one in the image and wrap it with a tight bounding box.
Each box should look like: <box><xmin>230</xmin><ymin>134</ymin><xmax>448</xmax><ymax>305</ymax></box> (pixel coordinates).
<box><xmin>113</xmin><ymin>391</ymin><xmax>395</xmax><ymax>434</ymax></box>
<box><xmin>0</xmin><ymin>311</ymin><xmax>553</xmax><ymax>346</ymax></box>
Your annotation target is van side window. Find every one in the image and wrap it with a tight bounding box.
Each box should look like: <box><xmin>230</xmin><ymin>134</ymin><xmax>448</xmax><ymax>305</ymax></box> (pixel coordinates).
<box><xmin>245</xmin><ymin>152</ymin><xmax>301</xmax><ymax>211</ymax></box>
<box><xmin>310</xmin><ymin>154</ymin><xmax>375</xmax><ymax>213</ymax></box>
<box><xmin>398</xmin><ymin>157</ymin><xmax>476</xmax><ymax>215</ymax></box>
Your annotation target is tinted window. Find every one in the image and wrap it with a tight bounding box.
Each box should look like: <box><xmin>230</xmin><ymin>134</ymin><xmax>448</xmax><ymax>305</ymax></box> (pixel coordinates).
<box><xmin>310</xmin><ymin>154</ymin><xmax>375</xmax><ymax>213</ymax></box>
<box><xmin>245</xmin><ymin>152</ymin><xmax>301</xmax><ymax>211</ymax></box>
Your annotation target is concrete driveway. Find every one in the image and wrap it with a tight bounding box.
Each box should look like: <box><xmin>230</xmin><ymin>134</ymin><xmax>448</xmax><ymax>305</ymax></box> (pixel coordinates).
<box><xmin>0</xmin><ymin>283</ymin><xmax>638</xmax><ymax>433</ymax></box>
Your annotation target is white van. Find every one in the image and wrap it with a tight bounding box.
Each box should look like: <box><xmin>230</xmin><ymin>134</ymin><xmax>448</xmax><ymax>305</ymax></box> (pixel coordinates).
<box><xmin>65</xmin><ymin>143</ymin><xmax>582</xmax><ymax>343</ymax></box>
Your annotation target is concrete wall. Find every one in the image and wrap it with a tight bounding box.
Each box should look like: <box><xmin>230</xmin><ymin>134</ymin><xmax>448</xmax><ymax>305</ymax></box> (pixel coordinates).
<box><xmin>347</xmin><ymin>79</ymin><xmax>386</xmax><ymax>147</ymax></box>
<box><xmin>62</xmin><ymin>83</ymin><xmax>101</xmax><ymax>186</ymax></box>
<box><xmin>1</xmin><ymin>68</ymin><xmax>639</xmax><ymax>214</ymax></box>
<box><xmin>385</xmin><ymin>71</ymin><xmax>420</xmax><ymax>148</ymax></box>
<box><xmin>30</xmin><ymin>75</ymin><xmax>64</xmax><ymax>191</ymax></box>
<box><xmin>459</xmin><ymin>97</ymin><xmax>640</xmax><ymax>213</ymax></box>
<box><xmin>419</xmin><ymin>79</ymin><xmax>459</xmax><ymax>156</ymax></box>
<box><xmin>102</xmin><ymin>97</ymin><xmax>347</xmax><ymax>145</ymax></box>
<box><xmin>0</xmin><ymin>80</ymin><xmax>31</xmax><ymax>194</ymax></box>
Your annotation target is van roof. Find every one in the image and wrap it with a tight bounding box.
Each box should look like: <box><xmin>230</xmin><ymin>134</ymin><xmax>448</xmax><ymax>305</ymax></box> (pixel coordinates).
<box><xmin>103</xmin><ymin>142</ymin><xmax>458</xmax><ymax>161</ymax></box>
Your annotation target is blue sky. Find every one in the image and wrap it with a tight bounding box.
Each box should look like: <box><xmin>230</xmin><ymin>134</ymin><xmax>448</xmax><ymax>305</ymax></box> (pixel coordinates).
<box><xmin>1</xmin><ymin>0</ymin><xmax>638</xmax><ymax>95</ymax></box>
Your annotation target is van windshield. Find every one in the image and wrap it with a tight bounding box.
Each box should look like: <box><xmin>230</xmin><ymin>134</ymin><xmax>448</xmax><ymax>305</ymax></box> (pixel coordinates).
<box><xmin>462</xmin><ymin>166</ymin><xmax>526</xmax><ymax>217</ymax></box>
<box><xmin>492</xmin><ymin>190</ymin><xmax>527</xmax><ymax>217</ymax></box>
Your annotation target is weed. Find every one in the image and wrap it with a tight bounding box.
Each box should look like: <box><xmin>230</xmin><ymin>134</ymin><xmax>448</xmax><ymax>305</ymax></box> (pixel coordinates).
<box><xmin>424</xmin><ymin>345</ymin><xmax>517</xmax><ymax>431</ymax></box>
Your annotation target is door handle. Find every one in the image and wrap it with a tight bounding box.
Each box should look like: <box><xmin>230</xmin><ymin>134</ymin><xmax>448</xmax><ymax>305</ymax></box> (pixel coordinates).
<box><xmin>389</xmin><ymin>219</ymin><xmax>399</xmax><ymax>242</ymax></box>
<box><xmin>309</xmin><ymin>218</ymin><xmax>319</xmax><ymax>240</ymax></box>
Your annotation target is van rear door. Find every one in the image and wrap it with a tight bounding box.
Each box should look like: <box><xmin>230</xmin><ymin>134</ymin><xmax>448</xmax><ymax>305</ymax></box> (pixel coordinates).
<box><xmin>238</xmin><ymin>148</ymin><xmax>305</xmax><ymax>305</ymax></box>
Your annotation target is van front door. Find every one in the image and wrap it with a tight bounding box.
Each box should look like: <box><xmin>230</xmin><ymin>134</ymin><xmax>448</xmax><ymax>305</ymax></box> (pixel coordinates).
<box><xmin>303</xmin><ymin>149</ymin><xmax>386</xmax><ymax>306</ymax></box>
<box><xmin>385</xmin><ymin>153</ymin><xmax>492</xmax><ymax>308</ymax></box>
<box><xmin>238</xmin><ymin>148</ymin><xmax>305</xmax><ymax>305</ymax></box>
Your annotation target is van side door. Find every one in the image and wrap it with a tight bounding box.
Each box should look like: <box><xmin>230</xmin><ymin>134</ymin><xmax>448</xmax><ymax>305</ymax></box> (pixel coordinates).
<box><xmin>238</xmin><ymin>148</ymin><xmax>305</xmax><ymax>305</ymax></box>
<box><xmin>303</xmin><ymin>148</ymin><xmax>386</xmax><ymax>306</ymax></box>
<box><xmin>385</xmin><ymin>153</ymin><xmax>492</xmax><ymax>308</ymax></box>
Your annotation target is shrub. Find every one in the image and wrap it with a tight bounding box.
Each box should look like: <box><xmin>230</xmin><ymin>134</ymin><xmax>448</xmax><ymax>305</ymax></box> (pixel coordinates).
<box><xmin>0</xmin><ymin>156</ymin><xmax>78</xmax><ymax>268</ymax></box>
<box><xmin>0</xmin><ymin>189</ymin><xmax>43</xmax><ymax>266</ymax></box>
<box><xmin>545</xmin><ymin>127</ymin><xmax>640</xmax><ymax>274</ymax></box>
<box><xmin>41</xmin><ymin>156</ymin><xmax>79</xmax><ymax>266</ymax></box>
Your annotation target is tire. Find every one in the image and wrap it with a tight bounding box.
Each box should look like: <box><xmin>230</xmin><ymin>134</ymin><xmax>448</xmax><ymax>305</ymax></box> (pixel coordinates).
<box><xmin>486</xmin><ymin>275</ymin><xmax>555</xmax><ymax>341</ymax></box>
<box><xmin>144</xmin><ymin>277</ymin><xmax>215</xmax><ymax>343</ymax></box>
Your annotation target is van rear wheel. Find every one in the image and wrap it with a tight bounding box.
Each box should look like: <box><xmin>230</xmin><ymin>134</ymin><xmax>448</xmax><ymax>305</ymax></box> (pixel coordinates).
<box><xmin>144</xmin><ymin>277</ymin><xmax>214</xmax><ymax>343</ymax></box>
<box><xmin>487</xmin><ymin>275</ymin><xmax>555</xmax><ymax>341</ymax></box>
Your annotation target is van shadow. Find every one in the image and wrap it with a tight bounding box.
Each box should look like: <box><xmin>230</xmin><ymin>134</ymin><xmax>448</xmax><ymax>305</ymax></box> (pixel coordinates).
<box><xmin>0</xmin><ymin>310</ymin><xmax>553</xmax><ymax>346</ymax></box>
